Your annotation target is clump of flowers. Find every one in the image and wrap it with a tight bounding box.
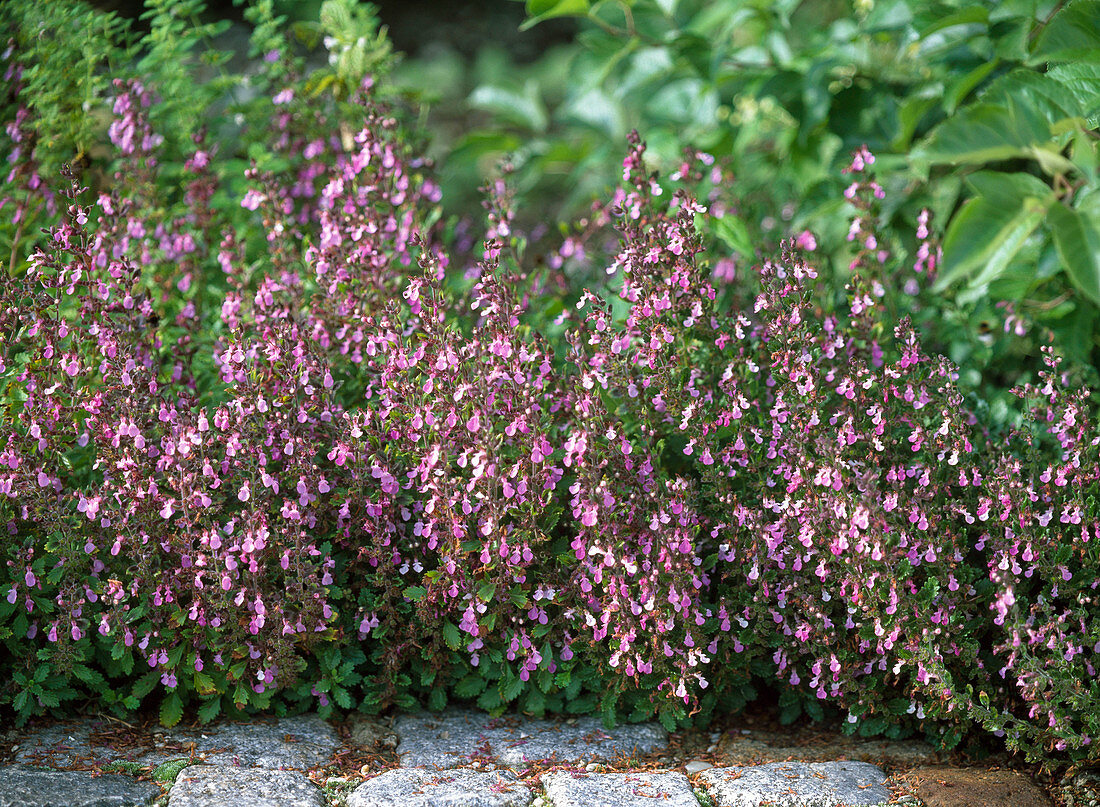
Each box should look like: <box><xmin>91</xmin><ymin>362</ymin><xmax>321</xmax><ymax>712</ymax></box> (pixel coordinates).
<box><xmin>0</xmin><ymin>18</ymin><xmax>1098</xmax><ymax>769</ymax></box>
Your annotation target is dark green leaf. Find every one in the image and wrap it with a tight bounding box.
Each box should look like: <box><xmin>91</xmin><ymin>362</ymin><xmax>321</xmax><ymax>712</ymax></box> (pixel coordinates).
<box><xmin>197</xmin><ymin>697</ymin><xmax>221</xmax><ymax>723</ymax></box>
<box><xmin>521</xmin><ymin>0</ymin><xmax>591</xmax><ymax>30</ymax></box>
<box><xmin>442</xmin><ymin>621</ymin><xmax>462</xmax><ymax>651</ymax></box>
<box><xmin>1030</xmin><ymin>0</ymin><xmax>1100</xmax><ymax>63</ymax></box>
<box><xmin>1049</xmin><ymin>201</ymin><xmax>1100</xmax><ymax>304</ymax></box>
<box><xmin>160</xmin><ymin>693</ymin><xmax>183</xmax><ymax>728</ymax></box>
<box><xmin>936</xmin><ymin>195</ymin><xmax>1047</xmax><ymax>293</ymax></box>
<box><xmin>915</xmin><ymin>101</ymin><xmax>1049</xmax><ymax>166</ymax></box>
<box><xmin>454</xmin><ymin>674</ymin><xmax>486</xmax><ymax>699</ymax></box>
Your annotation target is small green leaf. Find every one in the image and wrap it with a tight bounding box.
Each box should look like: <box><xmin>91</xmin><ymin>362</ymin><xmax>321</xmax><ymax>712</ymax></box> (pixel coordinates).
<box><xmin>402</xmin><ymin>585</ymin><xmax>427</xmax><ymax>602</ymax></box>
<box><xmin>477</xmin><ymin>583</ymin><xmax>497</xmax><ymax>603</ymax></box>
<box><xmin>477</xmin><ymin>686</ymin><xmax>504</xmax><ymax>711</ymax></box>
<box><xmin>454</xmin><ymin>674</ymin><xmax>486</xmax><ymax>699</ymax></box>
<box><xmin>442</xmin><ymin>621</ymin><xmax>462</xmax><ymax>651</ymax></box>
<box><xmin>197</xmin><ymin>697</ymin><xmax>221</xmax><ymax>723</ymax></box>
<box><xmin>428</xmin><ymin>687</ymin><xmax>447</xmax><ymax>711</ymax></box>
<box><xmin>193</xmin><ymin>670</ymin><xmax>217</xmax><ymax>696</ymax></box>
<box><xmin>499</xmin><ymin>672</ymin><xmax>524</xmax><ymax>703</ymax></box>
<box><xmin>1049</xmin><ymin>201</ymin><xmax>1100</xmax><ymax>304</ymax></box>
<box><xmin>160</xmin><ymin>692</ymin><xmax>184</xmax><ymax>728</ymax></box>
<box><xmin>943</xmin><ymin>60</ymin><xmax>1000</xmax><ymax>115</ymax></box>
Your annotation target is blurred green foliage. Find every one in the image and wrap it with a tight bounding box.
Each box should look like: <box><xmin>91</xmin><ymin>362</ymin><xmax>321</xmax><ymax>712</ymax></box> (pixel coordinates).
<box><xmin>401</xmin><ymin>0</ymin><xmax>1100</xmax><ymax>399</ymax></box>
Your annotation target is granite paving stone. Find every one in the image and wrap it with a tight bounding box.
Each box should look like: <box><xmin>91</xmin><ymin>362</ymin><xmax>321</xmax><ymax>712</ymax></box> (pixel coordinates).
<box><xmin>717</xmin><ymin>733</ymin><xmax>937</xmax><ymax>768</ymax></box>
<box><xmin>132</xmin><ymin>715</ymin><xmax>338</xmax><ymax>769</ymax></box>
<box><xmin>12</xmin><ymin>721</ymin><xmax>117</xmax><ymax>768</ymax></box>
<box><xmin>906</xmin><ymin>765</ymin><xmax>1052</xmax><ymax>807</ymax></box>
<box><xmin>166</xmin><ymin>766</ymin><xmax>324</xmax><ymax>807</ymax></box>
<box><xmin>13</xmin><ymin>714</ymin><xmax>338</xmax><ymax>770</ymax></box>
<box><xmin>0</xmin><ymin>764</ymin><xmax>159</xmax><ymax>807</ymax></box>
<box><xmin>700</xmin><ymin>761</ymin><xmax>891</xmax><ymax>807</ymax></box>
<box><xmin>395</xmin><ymin>711</ymin><xmax>668</xmax><ymax>769</ymax></box>
<box><xmin>542</xmin><ymin>770</ymin><xmax>700</xmax><ymax>807</ymax></box>
<box><xmin>347</xmin><ymin>768</ymin><xmax>533</xmax><ymax>807</ymax></box>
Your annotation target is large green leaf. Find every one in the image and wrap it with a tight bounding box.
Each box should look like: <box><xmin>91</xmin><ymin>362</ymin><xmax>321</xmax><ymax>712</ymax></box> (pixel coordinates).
<box><xmin>964</xmin><ymin>171</ymin><xmax>1053</xmax><ymax>205</ymax></box>
<box><xmin>936</xmin><ymin>195</ymin><xmax>1048</xmax><ymax>293</ymax></box>
<box><xmin>1030</xmin><ymin>0</ymin><xmax>1100</xmax><ymax>63</ymax></box>
<box><xmin>1047</xmin><ymin>63</ymin><xmax>1100</xmax><ymax>127</ymax></box>
<box><xmin>1049</xmin><ymin>201</ymin><xmax>1100</xmax><ymax>305</ymax></box>
<box><xmin>980</xmin><ymin>70</ymin><xmax>1088</xmax><ymax>126</ymax></box>
<box><xmin>943</xmin><ymin>60</ymin><xmax>999</xmax><ymax>116</ymax></box>
<box><xmin>469</xmin><ymin>81</ymin><xmax>549</xmax><ymax>132</ymax></box>
<box><xmin>915</xmin><ymin>101</ymin><xmax>1050</xmax><ymax>166</ymax></box>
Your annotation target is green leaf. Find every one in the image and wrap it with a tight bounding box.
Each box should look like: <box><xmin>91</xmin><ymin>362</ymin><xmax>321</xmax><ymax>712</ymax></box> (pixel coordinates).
<box><xmin>1049</xmin><ymin>201</ymin><xmax>1100</xmax><ymax>304</ymax></box>
<box><xmin>193</xmin><ymin>671</ymin><xmax>217</xmax><ymax>696</ymax></box>
<box><xmin>428</xmin><ymin>687</ymin><xmax>448</xmax><ymax>711</ymax></box>
<box><xmin>477</xmin><ymin>583</ymin><xmax>497</xmax><ymax>603</ymax></box>
<box><xmin>980</xmin><ymin>70</ymin><xmax>1087</xmax><ymax>127</ymax></box>
<box><xmin>712</xmin><ymin>214</ymin><xmax>755</xmax><ymax>258</ymax></box>
<box><xmin>469</xmin><ymin>81</ymin><xmax>549</xmax><ymax>133</ymax></box>
<box><xmin>197</xmin><ymin>697</ymin><xmax>221</xmax><ymax>723</ymax></box>
<box><xmin>1030</xmin><ymin>0</ymin><xmax>1100</xmax><ymax>63</ymax></box>
<box><xmin>132</xmin><ymin>670</ymin><xmax>160</xmax><ymax>699</ymax></box>
<box><xmin>402</xmin><ymin>585</ymin><xmax>426</xmax><ymax>602</ymax></box>
<box><xmin>499</xmin><ymin>672</ymin><xmax>524</xmax><ymax>703</ymax></box>
<box><xmin>943</xmin><ymin>60</ymin><xmax>1000</xmax><ymax>115</ymax></box>
<box><xmin>160</xmin><ymin>693</ymin><xmax>183</xmax><ymax>728</ymax></box>
<box><xmin>521</xmin><ymin>0</ymin><xmax>591</xmax><ymax>30</ymax></box>
<box><xmin>477</xmin><ymin>686</ymin><xmax>504</xmax><ymax>712</ymax></box>
<box><xmin>454</xmin><ymin>674</ymin><xmax>486</xmax><ymax>699</ymax></box>
<box><xmin>936</xmin><ymin>195</ymin><xmax>1047</xmax><ymax>293</ymax></box>
<box><xmin>964</xmin><ymin>171</ymin><xmax>1053</xmax><ymax>204</ymax></box>
<box><xmin>1047</xmin><ymin>63</ymin><xmax>1100</xmax><ymax>127</ymax></box>
<box><xmin>442</xmin><ymin>621</ymin><xmax>462</xmax><ymax>651</ymax></box>
<box><xmin>915</xmin><ymin>100</ymin><xmax>1049</xmax><ymax>166</ymax></box>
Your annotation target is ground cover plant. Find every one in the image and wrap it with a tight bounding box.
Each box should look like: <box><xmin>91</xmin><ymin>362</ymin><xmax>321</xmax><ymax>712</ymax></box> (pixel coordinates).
<box><xmin>1</xmin><ymin>0</ymin><xmax>1099</xmax><ymax>775</ymax></box>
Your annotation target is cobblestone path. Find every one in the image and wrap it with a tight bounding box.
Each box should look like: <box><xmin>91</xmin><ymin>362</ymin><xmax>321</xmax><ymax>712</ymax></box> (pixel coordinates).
<box><xmin>0</xmin><ymin>708</ymin><xmax>1063</xmax><ymax>807</ymax></box>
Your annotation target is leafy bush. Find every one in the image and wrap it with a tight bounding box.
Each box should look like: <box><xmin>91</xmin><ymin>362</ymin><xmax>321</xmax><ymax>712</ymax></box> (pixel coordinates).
<box><xmin>436</xmin><ymin>0</ymin><xmax>1100</xmax><ymax>390</ymax></box>
<box><xmin>1</xmin><ymin>0</ymin><xmax>1099</xmax><ymax>773</ymax></box>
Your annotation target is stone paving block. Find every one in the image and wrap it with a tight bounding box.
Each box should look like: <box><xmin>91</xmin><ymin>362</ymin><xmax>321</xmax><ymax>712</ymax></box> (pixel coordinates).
<box><xmin>700</xmin><ymin>761</ymin><xmax>891</xmax><ymax>807</ymax></box>
<box><xmin>347</xmin><ymin>768</ymin><xmax>533</xmax><ymax>807</ymax></box>
<box><xmin>0</xmin><ymin>764</ymin><xmax>159</xmax><ymax>807</ymax></box>
<box><xmin>542</xmin><ymin>770</ymin><xmax>700</xmax><ymax>807</ymax></box>
<box><xmin>167</xmin><ymin>766</ymin><xmax>324</xmax><ymax>807</ymax></box>
<box><xmin>13</xmin><ymin>714</ymin><xmax>338</xmax><ymax>770</ymax></box>
<box><xmin>12</xmin><ymin>722</ymin><xmax>112</xmax><ymax>768</ymax></box>
<box><xmin>135</xmin><ymin>715</ymin><xmax>339</xmax><ymax>769</ymax></box>
<box><xmin>716</xmin><ymin>733</ymin><xmax>937</xmax><ymax>768</ymax></box>
<box><xmin>395</xmin><ymin>711</ymin><xmax>668</xmax><ymax>769</ymax></box>
<box><xmin>905</xmin><ymin>765</ymin><xmax>1051</xmax><ymax>807</ymax></box>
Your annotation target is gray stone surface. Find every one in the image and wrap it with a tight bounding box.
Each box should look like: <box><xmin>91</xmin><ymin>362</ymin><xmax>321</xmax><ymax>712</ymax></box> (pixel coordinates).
<box><xmin>12</xmin><ymin>722</ymin><xmax>112</xmax><ymax>768</ymax></box>
<box><xmin>542</xmin><ymin>771</ymin><xmax>700</xmax><ymax>807</ymax></box>
<box><xmin>347</xmin><ymin>768</ymin><xmax>533</xmax><ymax>807</ymax></box>
<box><xmin>12</xmin><ymin>714</ymin><xmax>338</xmax><ymax>771</ymax></box>
<box><xmin>396</xmin><ymin>711</ymin><xmax>668</xmax><ymax>769</ymax></box>
<box><xmin>700</xmin><ymin>762</ymin><xmax>891</xmax><ymax>807</ymax></box>
<box><xmin>135</xmin><ymin>715</ymin><xmax>338</xmax><ymax>769</ymax></box>
<box><xmin>166</xmin><ymin>766</ymin><xmax>324</xmax><ymax>807</ymax></box>
<box><xmin>0</xmin><ymin>764</ymin><xmax>159</xmax><ymax>807</ymax></box>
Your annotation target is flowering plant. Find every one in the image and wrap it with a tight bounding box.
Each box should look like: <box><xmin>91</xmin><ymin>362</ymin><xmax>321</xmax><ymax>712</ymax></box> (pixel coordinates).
<box><xmin>1</xmin><ymin>0</ymin><xmax>1098</xmax><ymax>771</ymax></box>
